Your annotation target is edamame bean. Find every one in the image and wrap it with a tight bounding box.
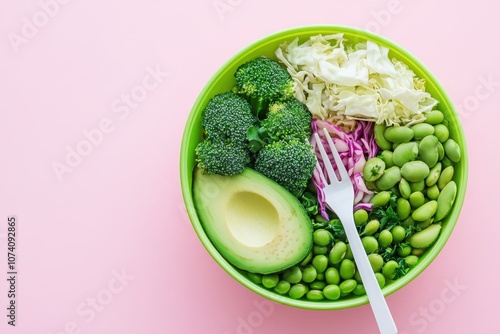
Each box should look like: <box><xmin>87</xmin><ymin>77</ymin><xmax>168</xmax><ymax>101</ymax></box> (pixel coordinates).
<box><xmin>274</xmin><ymin>280</ymin><xmax>291</xmax><ymax>294</ymax></box>
<box><xmin>409</xmin><ymin>191</ymin><xmax>425</xmax><ymax>208</ymax></box>
<box><xmin>309</xmin><ymin>280</ymin><xmax>327</xmax><ymax>290</ymax></box>
<box><xmin>409</xmin><ymin>224</ymin><xmax>442</xmax><ymax>248</ymax></box>
<box><xmin>434</xmin><ymin>124</ymin><xmax>449</xmax><ymax>143</ymax></box>
<box><xmin>382</xmin><ymin>260</ymin><xmax>399</xmax><ymax>280</ymax></box>
<box><xmin>410</xmin><ymin>180</ymin><xmax>426</xmax><ymax>192</ymax></box>
<box><xmin>437</xmin><ymin>166</ymin><xmax>454</xmax><ymax>190</ymax></box>
<box><xmin>441</xmin><ymin>156</ymin><xmax>453</xmax><ymax>168</ymax></box>
<box><xmin>397</xmin><ymin>243</ymin><xmax>412</xmax><ymax>257</ymax></box>
<box><xmin>380</xmin><ymin>150</ymin><xmax>395</xmax><ymax>168</ymax></box>
<box><xmin>426</xmin><ymin>184</ymin><xmax>440</xmax><ymax>200</ymax></box>
<box><xmin>283</xmin><ymin>266</ymin><xmax>302</xmax><ymax>284</ymax></box>
<box><xmin>384</xmin><ymin>126</ymin><xmax>414</xmax><ymax>143</ymax></box>
<box><xmin>374</xmin><ymin>123</ymin><xmax>392</xmax><ymax>150</ymax></box>
<box><xmin>392</xmin><ymin>142</ymin><xmax>418</xmax><ymax>167</ymax></box>
<box><xmin>325</xmin><ymin>267</ymin><xmax>341</xmax><ymax>285</ymax></box>
<box><xmin>391</xmin><ymin>225</ymin><xmax>406</xmax><ymax>243</ymax></box>
<box><xmin>378</xmin><ymin>229</ymin><xmax>393</xmax><ymax>248</ymax></box>
<box><xmin>302</xmin><ymin>265</ymin><xmax>317</xmax><ymax>283</ymax></box>
<box><xmin>312</xmin><ymin>255</ymin><xmax>329</xmax><ymax>273</ymax></box>
<box><xmin>361</xmin><ymin>236</ymin><xmax>379</xmax><ymax>254</ymax></box>
<box><xmin>399</xmin><ymin>178</ymin><xmax>412</xmax><ymax>199</ymax></box>
<box><xmin>300</xmin><ymin>251</ymin><xmax>313</xmax><ymax>266</ymax></box>
<box><xmin>412</xmin><ymin>200</ymin><xmax>438</xmax><ymax>221</ymax></box>
<box><xmin>316</xmin><ymin>273</ymin><xmax>325</xmax><ymax>281</ymax></box>
<box><xmin>375</xmin><ymin>166</ymin><xmax>402</xmax><ymax>190</ymax></box>
<box><xmin>306</xmin><ymin>290</ymin><xmax>324</xmax><ymax>301</ymax></box>
<box><xmin>345</xmin><ymin>244</ymin><xmax>354</xmax><ymax>260</ymax></box>
<box><xmin>313</xmin><ymin>245</ymin><xmax>328</xmax><ymax>255</ymax></box>
<box><xmin>247</xmin><ymin>272</ymin><xmax>262</xmax><ymax>284</ymax></box>
<box><xmin>425</xmin><ymin>162</ymin><xmax>442</xmax><ymax>187</ymax></box>
<box><xmin>444</xmin><ymin>139</ymin><xmax>461</xmax><ymax>162</ymax></box>
<box><xmin>288</xmin><ymin>284</ymin><xmax>307</xmax><ymax>299</ymax></box>
<box><xmin>418</xmin><ymin>135</ymin><xmax>440</xmax><ymax>168</ymax></box>
<box><xmin>313</xmin><ymin>229</ymin><xmax>332</xmax><ymax>246</ymax></box>
<box><xmin>404</xmin><ymin>255</ymin><xmax>419</xmax><ymax>267</ymax></box>
<box><xmin>412</xmin><ymin>123</ymin><xmax>435</xmax><ymax>139</ymax></box>
<box><xmin>329</xmin><ymin>241</ymin><xmax>347</xmax><ymax>265</ymax></box>
<box><xmin>363</xmin><ymin>157</ymin><xmax>386</xmax><ymax>182</ymax></box>
<box><xmin>397</xmin><ymin>198</ymin><xmax>411</xmax><ymax>220</ymax></box>
<box><xmin>401</xmin><ymin>161</ymin><xmax>430</xmax><ymax>183</ymax></box>
<box><xmin>262</xmin><ymin>274</ymin><xmax>280</xmax><ymax>289</ymax></box>
<box><xmin>368</xmin><ymin>253</ymin><xmax>384</xmax><ymax>272</ymax></box>
<box><xmin>339</xmin><ymin>259</ymin><xmax>356</xmax><ymax>279</ymax></box>
<box><xmin>401</xmin><ymin>216</ymin><xmax>415</xmax><ymax>227</ymax></box>
<box><xmin>352</xmin><ymin>284</ymin><xmax>366</xmax><ymax>296</ymax></box>
<box><xmin>437</xmin><ymin>141</ymin><xmax>445</xmax><ymax>161</ymax></box>
<box><xmin>375</xmin><ymin>273</ymin><xmax>386</xmax><ymax>288</ymax></box>
<box><xmin>417</xmin><ymin>218</ymin><xmax>433</xmax><ymax>229</ymax></box>
<box><xmin>424</xmin><ymin>110</ymin><xmax>444</xmax><ymax>125</ymax></box>
<box><xmin>362</xmin><ymin>219</ymin><xmax>380</xmax><ymax>236</ymax></box>
<box><xmin>435</xmin><ymin>181</ymin><xmax>457</xmax><ymax>221</ymax></box>
<box><xmin>323</xmin><ymin>284</ymin><xmax>341</xmax><ymax>300</ymax></box>
<box><xmin>354</xmin><ymin>209</ymin><xmax>369</xmax><ymax>226</ymax></box>
<box><xmin>370</xmin><ymin>190</ymin><xmax>392</xmax><ymax>207</ymax></box>
<box><xmin>339</xmin><ymin>279</ymin><xmax>357</xmax><ymax>294</ymax></box>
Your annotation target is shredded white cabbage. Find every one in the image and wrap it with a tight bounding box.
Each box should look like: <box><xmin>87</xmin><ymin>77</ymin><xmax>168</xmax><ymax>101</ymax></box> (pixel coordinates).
<box><xmin>275</xmin><ymin>34</ymin><xmax>438</xmax><ymax>126</ymax></box>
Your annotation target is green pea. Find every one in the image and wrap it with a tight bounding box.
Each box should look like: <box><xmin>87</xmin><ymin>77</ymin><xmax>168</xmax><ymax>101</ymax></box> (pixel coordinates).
<box><xmin>306</xmin><ymin>290</ymin><xmax>324</xmax><ymax>301</ymax></box>
<box><xmin>392</xmin><ymin>142</ymin><xmax>418</xmax><ymax>167</ymax></box>
<box><xmin>370</xmin><ymin>191</ymin><xmax>392</xmax><ymax>207</ymax></box>
<box><xmin>262</xmin><ymin>274</ymin><xmax>280</xmax><ymax>289</ymax></box>
<box><xmin>410</xmin><ymin>180</ymin><xmax>426</xmax><ymax>192</ymax></box>
<box><xmin>435</xmin><ymin>181</ymin><xmax>457</xmax><ymax>221</ymax></box>
<box><xmin>378</xmin><ymin>229</ymin><xmax>393</xmax><ymax>248</ymax></box>
<box><xmin>247</xmin><ymin>272</ymin><xmax>262</xmax><ymax>284</ymax></box>
<box><xmin>375</xmin><ymin>273</ymin><xmax>386</xmax><ymax>288</ymax></box>
<box><xmin>418</xmin><ymin>135</ymin><xmax>440</xmax><ymax>168</ymax></box>
<box><xmin>391</xmin><ymin>225</ymin><xmax>406</xmax><ymax>243</ymax></box>
<box><xmin>397</xmin><ymin>198</ymin><xmax>411</xmax><ymax>220</ymax></box>
<box><xmin>368</xmin><ymin>253</ymin><xmax>384</xmax><ymax>272</ymax></box>
<box><xmin>425</xmin><ymin>162</ymin><xmax>442</xmax><ymax>187</ymax></box>
<box><xmin>363</xmin><ymin>157</ymin><xmax>386</xmax><ymax>182</ymax></box>
<box><xmin>399</xmin><ymin>178</ymin><xmax>412</xmax><ymax>199</ymax></box>
<box><xmin>424</xmin><ymin>110</ymin><xmax>444</xmax><ymax>125</ymax></box>
<box><xmin>412</xmin><ymin>200</ymin><xmax>438</xmax><ymax>221</ymax></box>
<box><xmin>339</xmin><ymin>279</ymin><xmax>357</xmax><ymax>294</ymax></box>
<box><xmin>361</xmin><ymin>236</ymin><xmax>379</xmax><ymax>254</ymax></box>
<box><xmin>324</xmin><ymin>267</ymin><xmax>340</xmax><ymax>285</ymax></box>
<box><xmin>312</xmin><ymin>255</ymin><xmax>329</xmax><ymax>274</ymax></box>
<box><xmin>382</xmin><ymin>260</ymin><xmax>399</xmax><ymax>280</ymax></box>
<box><xmin>329</xmin><ymin>241</ymin><xmax>347</xmax><ymax>265</ymax></box>
<box><xmin>313</xmin><ymin>229</ymin><xmax>332</xmax><ymax>246</ymax></box>
<box><xmin>300</xmin><ymin>251</ymin><xmax>313</xmax><ymax>266</ymax></box>
<box><xmin>404</xmin><ymin>255</ymin><xmax>419</xmax><ymax>267</ymax></box>
<box><xmin>302</xmin><ymin>265</ymin><xmax>317</xmax><ymax>283</ymax></box>
<box><xmin>434</xmin><ymin>124</ymin><xmax>450</xmax><ymax>143</ymax></box>
<box><xmin>438</xmin><ymin>166</ymin><xmax>454</xmax><ymax>190</ymax></box>
<box><xmin>274</xmin><ymin>280</ymin><xmax>291</xmax><ymax>294</ymax></box>
<box><xmin>354</xmin><ymin>209</ymin><xmax>369</xmax><ymax>226</ymax></box>
<box><xmin>412</xmin><ymin>123</ymin><xmax>435</xmax><ymax>139</ymax></box>
<box><xmin>384</xmin><ymin>126</ymin><xmax>414</xmax><ymax>143</ymax></box>
<box><xmin>375</xmin><ymin>166</ymin><xmax>402</xmax><ymax>191</ymax></box>
<box><xmin>409</xmin><ymin>224</ymin><xmax>442</xmax><ymax>248</ymax></box>
<box><xmin>409</xmin><ymin>191</ymin><xmax>425</xmax><ymax>208</ymax></box>
<box><xmin>380</xmin><ymin>150</ymin><xmax>395</xmax><ymax>168</ymax></box>
<box><xmin>374</xmin><ymin>123</ymin><xmax>392</xmax><ymax>150</ymax></box>
<box><xmin>323</xmin><ymin>284</ymin><xmax>341</xmax><ymax>300</ymax></box>
<box><xmin>339</xmin><ymin>259</ymin><xmax>356</xmax><ymax>279</ymax></box>
<box><xmin>401</xmin><ymin>161</ymin><xmax>430</xmax><ymax>183</ymax></box>
<box><xmin>444</xmin><ymin>139</ymin><xmax>461</xmax><ymax>162</ymax></box>
<box><xmin>427</xmin><ymin>184</ymin><xmax>440</xmax><ymax>200</ymax></box>
<box><xmin>397</xmin><ymin>243</ymin><xmax>412</xmax><ymax>257</ymax></box>
<box><xmin>313</xmin><ymin>245</ymin><xmax>328</xmax><ymax>255</ymax></box>
<box><xmin>352</xmin><ymin>284</ymin><xmax>366</xmax><ymax>296</ymax></box>
<box><xmin>362</xmin><ymin>219</ymin><xmax>380</xmax><ymax>236</ymax></box>
<box><xmin>288</xmin><ymin>284</ymin><xmax>307</xmax><ymax>299</ymax></box>
<box><xmin>283</xmin><ymin>266</ymin><xmax>302</xmax><ymax>284</ymax></box>
<box><xmin>309</xmin><ymin>280</ymin><xmax>327</xmax><ymax>290</ymax></box>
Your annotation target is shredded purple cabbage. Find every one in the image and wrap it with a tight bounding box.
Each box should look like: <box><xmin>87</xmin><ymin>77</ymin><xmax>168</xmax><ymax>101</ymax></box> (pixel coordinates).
<box><xmin>310</xmin><ymin>119</ymin><xmax>379</xmax><ymax>220</ymax></box>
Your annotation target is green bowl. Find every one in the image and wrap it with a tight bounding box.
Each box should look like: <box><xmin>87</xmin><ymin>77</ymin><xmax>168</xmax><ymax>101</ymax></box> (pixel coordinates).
<box><xmin>180</xmin><ymin>25</ymin><xmax>468</xmax><ymax>310</ymax></box>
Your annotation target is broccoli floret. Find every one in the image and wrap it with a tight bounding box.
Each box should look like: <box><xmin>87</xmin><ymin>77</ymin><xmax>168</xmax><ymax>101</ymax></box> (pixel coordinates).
<box><xmin>234</xmin><ymin>57</ymin><xmax>295</xmax><ymax>116</ymax></box>
<box><xmin>202</xmin><ymin>92</ymin><xmax>256</xmax><ymax>143</ymax></box>
<box><xmin>261</xmin><ymin>99</ymin><xmax>312</xmax><ymax>142</ymax></box>
<box><xmin>195</xmin><ymin>138</ymin><xmax>250</xmax><ymax>176</ymax></box>
<box><xmin>254</xmin><ymin>140</ymin><xmax>316</xmax><ymax>194</ymax></box>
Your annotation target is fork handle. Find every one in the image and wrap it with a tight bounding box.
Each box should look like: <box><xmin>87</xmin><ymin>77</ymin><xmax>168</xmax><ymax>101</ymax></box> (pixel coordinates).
<box><xmin>340</xmin><ymin>213</ymin><xmax>398</xmax><ymax>334</ymax></box>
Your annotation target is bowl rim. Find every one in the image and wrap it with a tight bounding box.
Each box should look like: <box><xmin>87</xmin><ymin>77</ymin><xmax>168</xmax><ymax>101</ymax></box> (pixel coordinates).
<box><xmin>180</xmin><ymin>24</ymin><xmax>468</xmax><ymax>310</ymax></box>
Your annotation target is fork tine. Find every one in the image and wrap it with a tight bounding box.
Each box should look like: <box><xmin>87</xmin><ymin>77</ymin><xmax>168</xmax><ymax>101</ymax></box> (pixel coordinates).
<box><xmin>322</xmin><ymin>128</ymin><xmax>350</xmax><ymax>181</ymax></box>
<box><xmin>314</xmin><ymin>132</ymin><xmax>338</xmax><ymax>184</ymax></box>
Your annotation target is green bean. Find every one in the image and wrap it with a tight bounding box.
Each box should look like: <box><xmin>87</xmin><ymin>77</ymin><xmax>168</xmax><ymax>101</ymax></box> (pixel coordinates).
<box><xmin>401</xmin><ymin>161</ymin><xmax>430</xmax><ymax>183</ymax></box>
<box><xmin>323</xmin><ymin>284</ymin><xmax>341</xmax><ymax>300</ymax></box>
<box><xmin>412</xmin><ymin>200</ymin><xmax>438</xmax><ymax>221</ymax></box>
<box><xmin>409</xmin><ymin>224</ymin><xmax>441</xmax><ymax>248</ymax></box>
<box><xmin>288</xmin><ymin>284</ymin><xmax>307</xmax><ymax>299</ymax></box>
<box><xmin>329</xmin><ymin>241</ymin><xmax>347</xmax><ymax>265</ymax></box>
<box><xmin>435</xmin><ymin>181</ymin><xmax>457</xmax><ymax>221</ymax></box>
<box><xmin>384</xmin><ymin>126</ymin><xmax>414</xmax><ymax>143</ymax></box>
<box><xmin>339</xmin><ymin>259</ymin><xmax>356</xmax><ymax>280</ymax></box>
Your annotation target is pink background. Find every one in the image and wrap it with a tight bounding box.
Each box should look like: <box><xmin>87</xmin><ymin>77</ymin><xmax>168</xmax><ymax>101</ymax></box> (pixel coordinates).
<box><xmin>0</xmin><ymin>0</ymin><xmax>497</xmax><ymax>333</ymax></box>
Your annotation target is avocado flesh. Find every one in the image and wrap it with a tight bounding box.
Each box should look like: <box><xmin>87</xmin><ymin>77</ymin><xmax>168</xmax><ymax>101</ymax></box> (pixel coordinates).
<box><xmin>193</xmin><ymin>168</ymin><xmax>313</xmax><ymax>274</ymax></box>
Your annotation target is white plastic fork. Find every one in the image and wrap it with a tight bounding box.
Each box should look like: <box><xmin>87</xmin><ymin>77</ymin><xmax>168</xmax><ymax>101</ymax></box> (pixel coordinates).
<box><xmin>314</xmin><ymin>128</ymin><xmax>398</xmax><ymax>334</ymax></box>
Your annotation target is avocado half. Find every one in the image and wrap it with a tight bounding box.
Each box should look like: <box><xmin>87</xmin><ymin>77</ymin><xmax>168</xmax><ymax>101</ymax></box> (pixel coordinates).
<box><xmin>193</xmin><ymin>168</ymin><xmax>313</xmax><ymax>274</ymax></box>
